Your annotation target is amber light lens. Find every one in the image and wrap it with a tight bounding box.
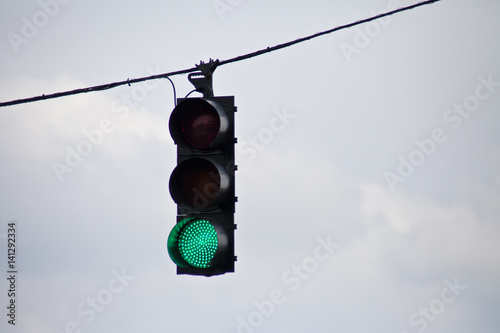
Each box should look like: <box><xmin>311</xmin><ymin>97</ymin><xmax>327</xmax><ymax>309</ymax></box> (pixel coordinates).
<box><xmin>169</xmin><ymin>158</ymin><xmax>229</xmax><ymax>211</ymax></box>
<box><xmin>180</xmin><ymin>160</ymin><xmax>220</xmax><ymax>209</ymax></box>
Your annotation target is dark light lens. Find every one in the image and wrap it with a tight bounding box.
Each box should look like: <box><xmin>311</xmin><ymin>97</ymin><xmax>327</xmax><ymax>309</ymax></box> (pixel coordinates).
<box><xmin>169</xmin><ymin>158</ymin><xmax>223</xmax><ymax>211</ymax></box>
<box><xmin>181</xmin><ymin>160</ymin><xmax>220</xmax><ymax>209</ymax></box>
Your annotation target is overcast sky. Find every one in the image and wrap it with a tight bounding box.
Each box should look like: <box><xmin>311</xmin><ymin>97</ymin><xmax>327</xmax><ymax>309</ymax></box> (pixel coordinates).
<box><xmin>1</xmin><ymin>0</ymin><xmax>499</xmax><ymax>332</ymax></box>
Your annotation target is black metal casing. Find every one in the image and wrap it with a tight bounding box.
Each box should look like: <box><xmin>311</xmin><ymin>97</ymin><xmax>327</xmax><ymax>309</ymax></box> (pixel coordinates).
<box><xmin>168</xmin><ymin>96</ymin><xmax>237</xmax><ymax>276</ymax></box>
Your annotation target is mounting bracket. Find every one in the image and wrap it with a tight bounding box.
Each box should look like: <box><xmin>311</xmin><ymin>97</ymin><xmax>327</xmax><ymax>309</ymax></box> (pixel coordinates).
<box><xmin>188</xmin><ymin>58</ymin><xmax>220</xmax><ymax>98</ymax></box>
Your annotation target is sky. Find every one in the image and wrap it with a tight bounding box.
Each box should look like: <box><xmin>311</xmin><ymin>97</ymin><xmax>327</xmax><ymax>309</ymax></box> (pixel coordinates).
<box><xmin>0</xmin><ymin>0</ymin><xmax>499</xmax><ymax>332</ymax></box>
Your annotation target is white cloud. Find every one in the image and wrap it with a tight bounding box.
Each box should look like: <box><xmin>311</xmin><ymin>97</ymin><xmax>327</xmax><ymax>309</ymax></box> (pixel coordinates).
<box><xmin>358</xmin><ymin>183</ymin><xmax>500</xmax><ymax>285</ymax></box>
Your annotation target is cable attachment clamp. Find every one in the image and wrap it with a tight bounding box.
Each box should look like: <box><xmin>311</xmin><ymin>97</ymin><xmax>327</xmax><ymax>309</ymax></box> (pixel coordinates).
<box><xmin>188</xmin><ymin>59</ymin><xmax>220</xmax><ymax>98</ymax></box>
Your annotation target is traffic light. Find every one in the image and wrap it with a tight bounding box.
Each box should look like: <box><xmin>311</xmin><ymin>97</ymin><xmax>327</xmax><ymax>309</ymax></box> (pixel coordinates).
<box><xmin>167</xmin><ymin>96</ymin><xmax>237</xmax><ymax>276</ymax></box>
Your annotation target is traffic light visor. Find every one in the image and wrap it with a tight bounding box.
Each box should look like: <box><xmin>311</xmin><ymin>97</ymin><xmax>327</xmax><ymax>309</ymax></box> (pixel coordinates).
<box><xmin>169</xmin><ymin>98</ymin><xmax>229</xmax><ymax>151</ymax></box>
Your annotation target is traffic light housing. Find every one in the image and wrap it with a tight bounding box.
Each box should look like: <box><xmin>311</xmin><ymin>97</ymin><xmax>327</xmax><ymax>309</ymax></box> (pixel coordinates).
<box><xmin>167</xmin><ymin>96</ymin><xmax>236</xmax><ymax>276</ymax></box>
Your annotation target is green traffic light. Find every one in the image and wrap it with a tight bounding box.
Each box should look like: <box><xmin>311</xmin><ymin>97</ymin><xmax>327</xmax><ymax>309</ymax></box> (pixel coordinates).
<box><xmin>167</xmin><ymin>217</ymin><xmax>229</xmax><ymax>270</ymax></box>
<box><xmin>178</xmin><ymin>219</ymin><xmax>218</xmax><ymax>268</ymax></box>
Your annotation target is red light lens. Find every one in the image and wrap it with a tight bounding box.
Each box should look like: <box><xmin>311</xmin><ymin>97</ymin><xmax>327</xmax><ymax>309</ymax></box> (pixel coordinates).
<box><xmin>179</xmin><ymin>104</ymin><xmax>220</xmax><ymax>150</ymax></box>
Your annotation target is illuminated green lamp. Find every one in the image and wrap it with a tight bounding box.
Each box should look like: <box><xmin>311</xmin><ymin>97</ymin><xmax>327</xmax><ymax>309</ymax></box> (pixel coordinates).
<box><xmin>167</xmin><ymin>217</ymin><xmax>229</xmax><ymax>269</ymax></box>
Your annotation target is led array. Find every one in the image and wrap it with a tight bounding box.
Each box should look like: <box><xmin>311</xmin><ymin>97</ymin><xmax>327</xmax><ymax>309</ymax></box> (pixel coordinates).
<box><xmin>178</xmin><ymin>219</ymin><xmax>218</xmax><ymax>268</ymax></box>
<box><xmin>179</xmin><ymin>105</ymin><xmax>220</xmax><ymax>150</ymax></box>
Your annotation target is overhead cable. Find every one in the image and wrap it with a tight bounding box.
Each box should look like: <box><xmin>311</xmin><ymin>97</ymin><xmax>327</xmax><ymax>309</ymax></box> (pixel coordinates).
<box><xmin>0</xmin><ymin>0</ymin><xmax>442</xmax><ymax>108</ymax></box>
